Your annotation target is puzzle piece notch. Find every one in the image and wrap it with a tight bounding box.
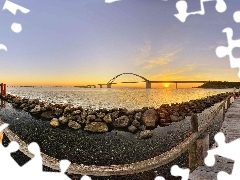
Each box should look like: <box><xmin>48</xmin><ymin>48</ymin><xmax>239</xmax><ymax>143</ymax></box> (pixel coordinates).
<box><xmin>205</xmin><ymin>132</ymin><xmax>240</xmax><ymax>180</ymax></box>
<box><xmin>174</xmin><ymin>0</ymin><xmax>227</xmax><ymax>23</ymax></box>
<box><xmin>216</xmin><ymin>28</ymin><xmax>240</xmax><ymax>78</ymax></box>
<box><xmin>154</xmin><ymin>176</ymin><xmax>165</xmax><ymax>180</ymax></box>
<box><xmin>171</xmin><ymin>165</ymin><xmax>190</xmax><ymax>180</ymax></box>
<box><xmin>2</xmin><ymin>0</ymin><xmax>30</xmax><ymax>15</ymax></box>
<box><xmin>233</xmin><ymin>11</ymin><xmax>240</xmax><ymax>23</ymax></box>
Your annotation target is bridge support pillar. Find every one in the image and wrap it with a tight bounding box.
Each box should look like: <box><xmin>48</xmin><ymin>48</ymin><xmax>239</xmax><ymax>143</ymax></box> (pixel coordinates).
<box><xmin>176</xmin><ymin>83</ymin><xmax>177</xmax><ymax>89</ymax></box>
<box><xmin>146</xmin><ymin>81</ymin><xmax>151</xmax><ymax>89</ymax></box>
<box><xmin>107</xmin><ymin>84</ymin><xmax>111</xmax><ymax>88</ymax></box>
<box><xmin>189</xmin><ymin>114</ymin><xmax>209</xmax><ymax>172</ymax></box>
<box><xmin>99</xmin><ymin>85</ymin><xmax>102</xmax><ymax>88</ymax></box>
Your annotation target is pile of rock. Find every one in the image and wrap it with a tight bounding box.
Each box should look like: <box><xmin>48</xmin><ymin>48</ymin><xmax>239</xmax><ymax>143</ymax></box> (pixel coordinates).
<box><xmin>0</xmin><ymin>92</ymin><xmax>231</xmax><ymax>139</ymax></box>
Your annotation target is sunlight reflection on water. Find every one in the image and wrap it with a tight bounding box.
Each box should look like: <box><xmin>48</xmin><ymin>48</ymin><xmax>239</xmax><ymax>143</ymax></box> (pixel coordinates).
<box><xmin>7</xmin><ymin>87</ymin><xmax>231</xmax><ymax>110</ymax></box>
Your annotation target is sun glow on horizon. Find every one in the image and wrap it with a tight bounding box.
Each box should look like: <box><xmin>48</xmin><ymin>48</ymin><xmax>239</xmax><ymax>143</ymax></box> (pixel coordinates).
<box><xmin>163</xmin><ymin>83</ymin><xmax>170</xmax><ymax>88</ymax></box>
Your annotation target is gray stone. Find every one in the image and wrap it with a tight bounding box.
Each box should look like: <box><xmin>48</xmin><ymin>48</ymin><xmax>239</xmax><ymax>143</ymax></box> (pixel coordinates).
<box><xmin>170</xmin><ymin>115</ymin><xmax>179</xmax><ymax>122</ymax></box>
<box><xmin>134</xmin><ymin>112</ymin><xmax>142</xmax><ymax>121</ymax></box>
<box><xmin>30</xmin><ymin>105</ymin><xmax>41</xmax><ymax>114</ymax></box>
<box><xmin>68</xmin><ymin>120</ymin><xmax>81</xmax><ymax>130</ymax></box>
<box><xmin>97</xmin><ymin>112</ymin><xmax>105</xmax><ymax>119</ymax></box>
<box><xmin>159</xmin><ymin>113</ymin><xmax>165</xmax><ymax>119</ymax></box>
<box><xmin>81</xmin><ymin>110</ymin><xmax>87</xmax><ymax>119</ymax></box>
<box><xmin>86</xmin><ymin>115</ymin><xmax>96</xmax><ymax>122</ymax></box>
<box><xmin>141</xmin><ymin>109</ymin><xmax>159</xmax><ymax>127</ymax></box>
<box><xmin>112</xmin><ymin>115</ymin><xmax>130</xmax><ymax>127</ymax></box>
<box><xmin>59</xmin><ymin>116</ymin><xmax>68</xmax><ymax>124</ymax></box>
<box><xmin>72</xmin><ymin>110</ymin><xmax>81</xmax><ymax>115</ymax></box>
<box><xmin>84</xmin><ymin>122</ymin><xmax>108</xmax><ymax>133</ymax></box>
<box><xmin>128</xmin><ymin>125</ymin><xmax>137</xmax><ymax>133</ymax></box>
<box><xmin>126</xmin><ymin>110</ymin><xmax>135</xmax><ymax>115</ymax></box>
<box><xmin>139</xmin><ymin>130</ymin><xmax>153</xmax><ymax>139</ymax></box>
<box><xmin>138</xmin><ymin>125</ymin><xmax>146</xmax><ymax>131</ymax></box>
<box><xmin>111</xmin><ymin>111</ymin><xmax>119</xmax><ymax>119</ymax></box>
<box><xmin>132</xmin><ymin>120</ymin><xmax>140</xmax><ymax>128</ymax></box>
<box><xmin>41</xmin><ymin>111</ymin><xmax>53</xmax><ymax>120</ymax></box>
<box><xmin>64</xmin><ymin>106</ymin><xmax>71</xmax><ymax>114</ymax></box>
<box><xmin>13</xmin><ymin>97</ymin><xmax>21</xmax><ymax>104</ymax></box>
<box><xmin>103</xmin><ymin>113</ymin><xmax>112</xmax><ymax>124</ymax></box>
<box><xmin>50</xmin><ymin>118</ymin><xmax>59</xmax><ymax>127</ymax></box>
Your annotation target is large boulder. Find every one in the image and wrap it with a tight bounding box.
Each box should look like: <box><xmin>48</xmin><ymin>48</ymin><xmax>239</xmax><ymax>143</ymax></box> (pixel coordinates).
<box><xmin>68</xmin><ymin>120</ymin><xmax>81</xmax><ymax>130</ymax></box>
<box><xmin>141</xmin><ymin>109</ymin><xmax>159</xmax><ymax>127</ymax></box>
<box><xmin>30</xmin><ymin>105</ymin><xmax>41</xmax><ymax>115</ymax></box>
<box><xmin>13</xmin><ymin>97</ymin><xmax>21</xmax><ymax>104</ymax></box>
<box><xmin>84</xmin><ymin>122</ymin><xmax>108</xmax><ymax>133</ymax></box>
<box><xmin>112</xmin><ymin>115</ymin><xmax>129</xmax><ymax>128</ymax></box>
<box><xmin>41</xmin><ymin>111</ymin><xmax>53</xmax><ymax>120</ymax></box>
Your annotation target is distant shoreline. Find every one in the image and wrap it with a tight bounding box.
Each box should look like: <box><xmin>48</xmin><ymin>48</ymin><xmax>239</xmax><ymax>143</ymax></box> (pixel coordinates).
<box><xmin>195</xmin><ymin>81</ymin><xmax>240</xmax><ymax>89</ymax></box>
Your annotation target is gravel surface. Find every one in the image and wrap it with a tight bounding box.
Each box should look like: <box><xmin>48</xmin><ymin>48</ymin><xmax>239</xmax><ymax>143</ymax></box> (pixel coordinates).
<box><xmin>0</xmin><ymin>101</ymin><xmax>225</xmax><ymax>179</ymax></box>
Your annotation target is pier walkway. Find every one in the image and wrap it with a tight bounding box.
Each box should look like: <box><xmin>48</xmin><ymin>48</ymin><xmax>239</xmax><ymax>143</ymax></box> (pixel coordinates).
<box><xmin>189</xmin><ymin>98</ymin><xmax>240</xmax><ymax>180</ymax></box>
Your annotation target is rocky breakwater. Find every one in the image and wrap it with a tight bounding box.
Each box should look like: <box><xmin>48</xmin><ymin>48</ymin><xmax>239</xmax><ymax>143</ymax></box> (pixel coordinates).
<box><xmin>0</xmin><ymin>92</ymin><xmax>231</xmax><ymax>139</ymax></box>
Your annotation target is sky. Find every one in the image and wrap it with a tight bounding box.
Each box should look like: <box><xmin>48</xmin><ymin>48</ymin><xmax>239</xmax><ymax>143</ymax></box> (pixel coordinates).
<box><xmin>1</xmin><ymin>0</ymin><xmax>240</xmax><ymax>88</ymax></box>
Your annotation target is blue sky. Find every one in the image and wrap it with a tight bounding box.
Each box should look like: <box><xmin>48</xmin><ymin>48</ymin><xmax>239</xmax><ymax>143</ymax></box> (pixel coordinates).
<box><xmin>1</xmin><ymin>0</ymin><xmax>240</xmax><ymax>87</ymax></box>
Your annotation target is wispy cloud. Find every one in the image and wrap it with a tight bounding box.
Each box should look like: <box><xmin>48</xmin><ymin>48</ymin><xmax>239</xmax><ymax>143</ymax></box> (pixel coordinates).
<box><xmin>135</xmin><ymin>42</ymin><xmax>182</xmax><ymax>70</ymax></box>
<box><xmin>149</xmin><ymin>64</ymin><xmax>197</xmax><ymax>80</ymax></box>
<box><xmin>143</xmin><ymin>51</ymin><xmax>178</xmax><ymax>69</ymax></box>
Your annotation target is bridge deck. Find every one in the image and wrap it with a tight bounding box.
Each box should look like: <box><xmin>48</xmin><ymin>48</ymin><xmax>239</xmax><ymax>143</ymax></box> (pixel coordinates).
<box><xmin>189</xmin><ymin>97</ymin><xmax>240</xmax><ymax>180</ymax></box>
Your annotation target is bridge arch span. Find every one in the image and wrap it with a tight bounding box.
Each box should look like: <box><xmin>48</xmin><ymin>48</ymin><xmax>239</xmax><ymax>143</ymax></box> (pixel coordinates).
<box><xmin>107</xmin><ymin>73</ymin><xmax>149</xmax><ymax>84</ymax></box>
<box><xmin>106</xmin><ymin>73</ymin><xmax>151</xmax><ymax>88</ymax></box>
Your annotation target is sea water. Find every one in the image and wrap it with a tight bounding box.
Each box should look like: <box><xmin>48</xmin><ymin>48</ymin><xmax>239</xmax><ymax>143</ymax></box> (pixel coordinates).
<box><xmin>6</xmin><ymin>87</ymin><xmax>232</xmax><ymax>110</ymax></box>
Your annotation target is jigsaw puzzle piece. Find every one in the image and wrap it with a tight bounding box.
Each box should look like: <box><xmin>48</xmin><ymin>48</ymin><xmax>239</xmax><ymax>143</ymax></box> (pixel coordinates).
<box><xmin>216</xmin><ymin>28</ymin><xmax>240</xmax><ymax>78</ymax></box>
<box><xmin>174</xmin><ymin>0</ymin><xmax>227</xmax><ymax>23</ymax></box>
<box><xmin>171</xmin><ymin>165</ymin><xmax>190</xmax><ymax>180</ymax></box>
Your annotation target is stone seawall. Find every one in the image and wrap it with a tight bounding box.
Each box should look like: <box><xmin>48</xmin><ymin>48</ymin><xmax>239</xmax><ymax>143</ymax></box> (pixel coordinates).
<box><xmin>0</xmin><ymin>92</ymin><xmax>232</xmax><ymax>139</ymax></box>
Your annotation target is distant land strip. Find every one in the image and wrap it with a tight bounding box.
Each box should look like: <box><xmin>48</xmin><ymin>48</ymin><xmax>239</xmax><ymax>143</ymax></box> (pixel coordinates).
<box><xmin>197</xmin><ymin>81</ymin><xmax>240</xmax><ymax>89</ymax></box>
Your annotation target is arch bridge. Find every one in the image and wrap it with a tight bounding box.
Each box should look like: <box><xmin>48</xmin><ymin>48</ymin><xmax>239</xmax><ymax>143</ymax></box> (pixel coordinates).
<box><xmin>98</xmin><ymin>73</ymin><xmax>151</xmax><ymax>88</ymax></box>
<box><xmin>98</xmin><ymin>73</ymin><xmax>207</xmax><ymax>89</ymax></box>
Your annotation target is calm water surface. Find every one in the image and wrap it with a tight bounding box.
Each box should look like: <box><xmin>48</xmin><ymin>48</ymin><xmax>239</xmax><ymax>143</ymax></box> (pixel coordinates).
<box><xmin>7</xmin><ymin>87</ymin><xmax>232</xmax><ymax>110</ymax></box>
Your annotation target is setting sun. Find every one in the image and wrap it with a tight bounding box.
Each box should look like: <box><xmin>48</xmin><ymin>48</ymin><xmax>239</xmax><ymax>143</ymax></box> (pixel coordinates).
<box><xmin>163</xmin><ymin>83</ymin><xmax>170</xmax><ymax>88</ymax></box>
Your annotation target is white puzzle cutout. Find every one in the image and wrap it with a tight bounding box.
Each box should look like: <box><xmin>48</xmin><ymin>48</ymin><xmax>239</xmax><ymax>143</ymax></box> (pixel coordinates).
<box><xmin>215</xmin><ymin>27</ymin><xmax>240</xmax><ymax>78</ymax></box>
<box><xmin>174</xmin><ymin>0</ymin><xmax>227</xmax><ymax>23</ymax></box>
<box><xmin>0</xmin><ymin>124</ymin><xmax>91</xmax><ymax>180</ymax></box>
<box><xmin>171</xmin><ymin>165</ymin><xmax>190</xmax><ymax>180</ymax></box>
<box><xmin>205</xmin><ymin>132</ymin><xmax>240</xmax><ymax>180</ymax></box>
<box><xmin>1</xmin><ymin>0</ymin><xmax>30</xmax><ymax>51</ymax></box>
